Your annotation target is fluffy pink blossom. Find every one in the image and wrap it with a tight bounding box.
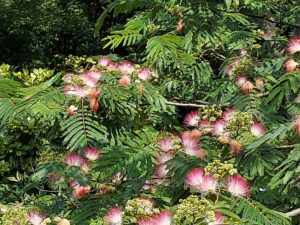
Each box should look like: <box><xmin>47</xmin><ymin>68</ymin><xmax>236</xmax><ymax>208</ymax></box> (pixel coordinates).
<box><xmin>155</xmin><ymin>164</ymin><xmax>169</xmax><ymax>178</ymax></box>
<box><xmin>119</xmin><ymin>75</ymin><xmax>131</xmax><ymax>87</ymax></box>
<box><xmin>138</xmin><ymin>68</ymin><xmax>153</xmax><ymax>81</ymax></box>
<box><xmin>138</xmin><ymin>217</ymin><xmax>156</xmax><ymax>225</ymax></box>
<box><xmin>86</xmin><ymin>69</ymin><xmax>102</xmax><ymax>81</ymax></box>
<box><xmin>235</xmin><ymin>75</ymin><xmax>247</xmax><ymax>86</ymax></box>
<box><xmin>67</xmin><ymin>105</ymin><xmax>78</xmax><ymax>117</ymax></box>
<box><xmin>154</xmin><ymin>210</ymin><xmax>172</xmax><ymax>225</ymax></box>
<box><xmin>64</xmin><ymin>153</ymin><xmax>84</xmax><ymax>167</ymax></box>
<box><xmin>180</xmin><ymin>133</ymin><xmax>205</xmax><ymax>159</ymax></box>
<box><xmin>198</xmin><ymin>120</ymin><xmax>212</xmax><ymax>133</ymax></box>
<box><xmin>80</xmin><ymin>160</ymin><xmax>91</xmax><ymax>173</ymax></box>
<box><xmin>72</xmin><ymin>186</ymin><xmax>90</xmax><ymax>198</ymax></box>
<box><xmin>287</xmin><ymin>35</ymin><xmax>300</xmax><ymax>55</ymax></box>
<box><xmin>255</xmin><ymin>78</ymin><xmax>264</xmax><ymax>89</ymax></box>
<box><xmin>64</xmin><ymin>84</ymin><xmax>89</xmax><ymax>98</ymax></box>
<box><xmin>250</xmin><ymin>121</ymin><xmax>266</xmax><ymax>137</ymax></box>
<box><xmin>158</xmin><ymin>137</ymin><xmax>175</xmax><ymax>152</ymax></box>
<box><xmin>84</xmin><ymin>147</ymin><xmax>101</xmax><ymax>160</ymax></box>
<box><xmin>226</xmin><ymin>174</ymin><xmax>250</xmax><ymax>197</ymax></box>
<box><xmin>185</xmin><ymin>168</ymin><xmax>217</xmax><ymax>192</ymax></box>
<box><xmin>284</xmin><ymin>59</ymin><xmax>298</xmax><ymax>72</ymax></box>
<box><xmin>208</xmin><ymin>212</ymin><xmax>225</xmax><ymax>225</ymax></box>
<box><xmin>295</xmin><ymin>115</ymin><xmax>300</xmax><ymax>135</ymax></box>
<box><xmin>156</xmin><ymin>152</ymin><xmax>174</xmax><ymax>164</ymax></box>
<box><xmin>80</xmin><ymin>73</ymin><xmax>98</xmax><ymax>88</ymax></box>
<box><xmin>212</xmin><ymin>119</ymin><xmax>227</xmax><ymax>136</ymax></box>
<box><xmin>105</xmin><ymin>207</ymin><xmax>122</xmax><ymax>225</ymax></box>
<box><xmin>69</xmin><ymin>179</ymin><xmax>80</xmax><ymax>189</ymax></box>
<box><xmin>230</xmin><ymin>140</ymin><xmax>242</xmax><ymax>155</ymax></box>
<box><xmin>28</xmin><ymin>210</ymin><xmax>46</xmax><ymax>225</ymax></box>
<box><xmin>221</xmin><ymin>108</ymin><xmax>237</xmax><ymax>121</ymax></box>
<box><xmin>118</xmin><ymin>60</ymin><xmax>135</xmax><ymax>74</ymax></box>
<box><xmin>241</xmin><ymin>81</ymin><xmax>254</xmax><ymax>94</ymax></box>
<box><xmin>108</xmin><ymin>62</ymin><xmax>119</xmax><ymax>71</ymax></box>
<box><xmin>99</xmin><ymin>56</ymin><xmax>112</xmax><ymax>67</ymax></box>
<box><xmin>183</xmin><ymin>111</ymin><xmax>200</xmax><ymax>127</ymax></box>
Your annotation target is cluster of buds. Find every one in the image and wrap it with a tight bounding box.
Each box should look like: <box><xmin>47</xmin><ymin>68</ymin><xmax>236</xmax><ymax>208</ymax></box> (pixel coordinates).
<box><xmin>0</xmin><ymin>204</ymin><xmax>29</xmax><ymax>225</ymax></box>
<box><xmin>63</xmin><ymin>56</ymin><xmax>156</xmax><ymax>114</ymax></box>
<box><xmin>185</xmin><ymin>163</ymin><xmax>250</xmax><ymax>197</ymax></box>
<box><xmin>284</xmin><ymin>36</ymin><xmax>300</xmax><ymax>72</ymax></box>
<box><xmin>173</xmin><ymin>195</ymin><xmax>215</xmax><ymax>224</ymax></box>
<box><xmin>204</xmin><ymin>160</ymin><xmax>237</xmax><ymax>180</ymax></box>
<box><xmin>183</xmin><ymin>108</ymin><xmax>266</xmax><ymax>155</ymax></box>
<box><xmin>201</xmin><ymin>106</ymin><xmax>222</xmax><ymax>122</ymax></box>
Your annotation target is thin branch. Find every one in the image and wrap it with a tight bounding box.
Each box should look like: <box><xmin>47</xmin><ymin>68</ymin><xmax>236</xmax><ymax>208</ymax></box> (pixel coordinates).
<box><xmin>286</xmin><ymin>208</ymin><xmax>300</xmax><ymax>217</ymax></box>
<box><xmin>278</xmin><ymin>144</ymin><xmax>295</xmax><ymax>149</ymax></box>
<box><xmin>166</xmin><ymin>101</ymin><xmax>207</xmax><ymax>108</ymax></box>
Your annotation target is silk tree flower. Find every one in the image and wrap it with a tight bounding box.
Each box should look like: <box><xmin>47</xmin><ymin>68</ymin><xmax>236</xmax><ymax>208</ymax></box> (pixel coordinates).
<box><xmin>287</xmin><ymin>35</ymin><xmax>300</xmax><ymax>55</ymax></box>
<box><xmin>224</xmin><ymin>64</ymin><xmax>234</xmax><ymax>76</ymax></box>
<box><xmin>108</xmin><ymin>62</ymin><xmax>119</xmax><ymax>71</ymax></box>
<box><xmin>226</xmin><ymin>174</ymin><xmax>250</xmax><ymax>197</ymax></box>
<box><xmin>84</xmin><ymin>147</ymin><xmax>101</xmax><ymax>160</ymax></box>
<box><xmin>221</xmin><ymin>108</ymin><xmax>237</xmax><ymax>121</ymax></box>
<box><xmin>64</xmin><ymin>84</ymin><xmax>89</xmax><ymax>98</ymax></box>
<box><xmin>212</xmin><ymin>119</ymin><xmax>227</xmax><ymax>136</ymax></box>
<box><xmin>98</xmin><ymin>56</ymin><xmax>112</xmax><ymax>67</ymax></box>
<box><xmin>89</xmin><ymin>89</ymin><xmax>101</xmax><ymax>112</ymax></box>
<box><xmin>158</xmin><ymin>137</ymin><xmax>175</xmax><ymax>152</ymax></box>
<box><xmin>64</xmin><ymin>153</ymin><xmax>84</xmax><ymax>167</ymax></box>
<box><xmin>63</xmin><ymin>73</ymin><xmax>74</xmax><ymax>83</ymax></box>
<box><xmin>250</xmin><ymin>121</ymin><xmax>266</xmax><ymax>137</ymax></box>
<box><xmin>230</xmin><ymin>140</ymin><xmax>242</xmax><ymax>155</ymax></box>
<box><xmin>119</xmin><ymin>75</ymin><xmax>131</xmax><ymax>87</ymax></box>
<box><xmin>185</xmin><ymin>168</ymin><xmax>217</xmax><ymax>193</ymax></box>
<box><xmin>155</xmin><ymin>164</ymin><xmax>169</xmax><ymax>178</ymax></box>
<box><xmin>255</xmin><ymin>77</ymin><xmax>264</xmax><ymax>89</ymax></box>
<box><xmin>224</xmin><ymin>56</ymin><xmax>242</xmax><ymax>75</ymax></box>
<box><xmin>138</xmin><ymin>68</ymin><xmax>153</xmax><ymax>81</ymax></box>
<box><xmin>57</xmin><ymin>218</ymin><xmax>71</xmax><ymax>225</ymax></box>
<box><xmin>207</xmin><ymin>212</ymin><xmax>225</xmax><ymax>225</ymax></box>
<box><xmin>86</xmin><ymin>69</ymin><xmax>102</xmax><ymax>81</ymax></box>
<box><xmin>80</xmin><ymin>73</ymin><xmax>98</xmax><ymax>88</ymax></box>
<box><xmin>67</xmin><ymin>105</ymin><xmax>78</xmax><ymax>117</ymax></box>
<box><xmin>295</xmin><ymin>115</ymin><xmax>300</xmax><ymax>135</ymax></box>
<box><xmin>235</xmin><ymin>75</ymin><xmax>247</xmax><ymax>86</ymax></box>
<box><xmin>72</xmin><ymin>186</ymin><xmax>90</xmax><ymax>198</ymax></box>
<box><xmin>154</xmin><ymin>210</ymin><xmax>172</xmax><ymax>225</ymax></box>
<box><xmin>105</xmin><ymin>207</ymin><xmax>122</xmax><ymax>225</ymax></box>
<box><xmin>118</xmin><ymin>60</ymin><xmax>135</xmax><ymax>74</ymax></box>
<box><xmin>180</xmin><ymin>133</ymin><xmax>206</xmax><ymax>159</ymax></box>
<box><xmin>28</xmin><ymin>210</ymin><xmax>46</xmax><ymax>225</ymax></box>
<box><xmin>156</xmin><ymin>152</ymin><xmax>174</xmax><ymax>164</ymax></box>
<box><xmin>69</xmin><ymin>179</ymin><xmax>80</xmax><ymax>189</ymax></box>
<box><xmin>138</xmin><ymin>217</ymin><xmax>156</xmax><ymax>225</ymax></box>
<box><xmin>218</xmin><ymin>134</ymin><xmax>231</xmax><ymax>144</ymax></box>
<box><xmin>198</xmin><ymin>120</ymin><xmax>212</xmax><ymax>133</ymax></box>
<box><xmin>183</xmin><ymin>111</ymin><xmax>200</xmax><ymax>127</ymax></box>
<box><xmin>284</xmin><ymin>59</ymin><xmax>298</xmax><ymax>72</ymax></box>
<box><xmin>80</xmin><ymin>160</ymin><xmax>90</xmax><ymax>173</ymax></box>
<box><xmin>262</xmin><ymin>30</ymin><xmax>274</xmax><ymax>40</ymax></box>
<box><xmin>241</xmin><ymin>81</ymin><xmax>254</xmax><ymax>94</ymax></box>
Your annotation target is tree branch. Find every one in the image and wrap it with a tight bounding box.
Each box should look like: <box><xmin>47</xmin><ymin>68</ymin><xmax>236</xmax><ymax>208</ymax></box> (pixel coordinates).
<box><xmin>286</xmin><ymin>208</ymin><xmax>300</xmax><ymax>217</ymax></box>
<box><xmin>278</xmin><ymin>144</ymin><xmax>295</xmax><ymax>149</ymax></box>
<box><xmin>166</xmin><ymin>101</ymin><xmax>208</xmax><ymax>108</ymax></box>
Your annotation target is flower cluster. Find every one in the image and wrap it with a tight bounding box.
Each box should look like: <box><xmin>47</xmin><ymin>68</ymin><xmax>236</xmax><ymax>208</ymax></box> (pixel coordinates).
<box><xmin>63</xmin><ymin>56</ymin><xmax>156</xmax><ymax>114</ymax></box>
<box><xmin>185</xmin><ymin>162</ymin><xmax>250</xmax><ymax>197</ymax></box>
<box><xmin>285</xmin><ymin>36</ymin><xmax>300</xmax><ymax>72</ymax></box>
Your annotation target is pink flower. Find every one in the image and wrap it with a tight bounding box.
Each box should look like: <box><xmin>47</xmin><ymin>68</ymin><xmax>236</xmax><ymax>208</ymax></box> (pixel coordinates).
<box><xmin>138</xmin><ymin>217</ymin><xmax>156</xmax><ymax>225</ymax></box>
<box><xmin>99</xmin><ymin>56</ymin><xmax>112</xmax><ymax>67</ymax></box>
<box><xmin>64</xmin><ymin>84</ymin><xmax>89</xmax><ymax>98</ymax></box>
<box><xmin>185</xmin><ymin>168</ymin><xmax>217</xmax><ymax>193</ymax></box>
<box><xmin>241</xmin><ymin>81</ymin><xmax>254</xmax><ymax>94</ymax></box>
<box><xmin>158</xmin><ymin>137</ymin><xmax>175</xmax><ymax>152</ymax></box>
<box><xmin>80</xmin><ymin>160</ymin><xmax>91</xmax><ymax>173</ymax></box>
<box><xmin>180</xmin><ymin>133</ymin><xmax>205</xmax><ymax>159</ymax></box>
<box><xmin>80</xmin><ymin>73</ymin><xmax>98</xmax><ymax>88</ymax></box>
<box><xmin>67</xmin><ymin>105</ymin><xmax>78</xmax><ymax>117</ymax></box>
<box><xmin>57</xmin><ymin>219</ymin><xmax>71</xmax><ymax>225</ymax></box>
<box><xmin>295</xmin><ymin>115</ymin><xmax>300</xmax><ymax>135</ymax></box>
<box><xmin>156</xmin><ymin>152</ymin><xmax>174</xmax><ymax>164</ymax></box>
<box><xmin>198</xmin><ymin>120</ymin><xmax>212</xmax><ymax>132</ymax></box>
<box><xmin>105</xmin><ymin>207</ymin><xmax>122</xmax><ymax>225</ymax></box>
<box><xmin>224</xmin><ymin>64</ymin><xmax>234</xmax><ymax>76</ymax></box>
<box><xmin>287</xmin><ymin>35</ymin><xmax>300</xmax><ymax>55</ymax></box>
<box><xmin>284</xmin><ymin>59</ymin><xmax>298</xmax><ymax>72</ymax></box>
<box><xmin>155</xmin><ymin>164</ymin><xmax>169</xmax><ymax>178</ymax></box>
<box><xmin>63</xmin><ymin>73</ymin><xmax>73</xmax><ymax>83</ymax></box>
<box><xmin>226</xmin><ymin>174</ymin><xmax>250</xmax><ymax>197</ymax></box>
<box><xmin>86</xmin><ymin>69</ymin><xmax>102</xmax><ymax>81</ymax></box>
<box><xmin>208</xmin><ymin>212</ymin><xmax>225</xmax><ymax>225</ymax></box>
<box><xmin>89</xmin><ymin>97</ymin><xmax>99</xmax><ymax>112</ymax></box>
<box><xmin>255</xmin><ymin>78</ymin><xmax>264</xmax><ymax>89</ymax></box>
<box><xmin>108</xmin><ymin>62</ymin><xmax>119</xmax><ymax>71</ymax></box>
<box><xmin>262</xmin><ymin>31</ymin><xmax>274</xmax><ymax>40</ymax></box>
<box><xmin>28</xmin><ymin>210</ymin><xmax>46</xmax><ymax>225</ymax></box>
<box><xmin>119</xmin><ymin>75</ymin><xmax>131</xmax><ymax>87</ymax></box>
<box><xmin>84</xmin><ymin>147</ymin><xmax>101</xmax><ymax>160</ymax></box>
<box><xmin>250</xmin><ymin>121</ymin><xmax>266</xmax><ymax>137</ymax></box>
<box><xmin>118</xmin><ymin>60</ymin><xmax>135</xmax><ymax>74</ymax></box>
<box><xmin>235</xmin><ymin>75</ymin><xmax>247</xmax><ymax>86</ymax></box>
<box><xmin>154</xmin><ymin>210</ymin><xmax>172</xmax><ymax>225</ymax></box>
<box><xmin>224</xmin><ymin>57</ymin><xmax>242</xmax><ymax>75</ymax></box>
<box><xmin>64</xmin><ymin>153</ymin><xmax>84</xmax><ymax>167</ymax></box>
<box><xmin>183</xmin><ymin>111</ymin><xmax>200</xmax><ymax>127</ymax></box>
<box><xmin>230</xmin><ymin>140</ymin><xmax>242</xmax><ymax>155</ymax></box>
<box><xmin>73</xmin><ymin>186</ymin><xmax>90</xmax><ymax>198</ymax></box>
<box><xmin>138</xmin><ymin>68</ymin><xmax>153</xmax><ymax>81</ymax></box>
<box><xmin>212</xmin><ymin>119</ymin><xmax>227</xmax><ymax>136</ymax></box>
<box><xmin>221</xmin><ymin>108</ymin><xmax>237</xmax><ymax>121</ymax></box>
<box><xmin>69</xmin><ymin>179</ymin><xmax>80</xmax><ymax>189</ymax></box>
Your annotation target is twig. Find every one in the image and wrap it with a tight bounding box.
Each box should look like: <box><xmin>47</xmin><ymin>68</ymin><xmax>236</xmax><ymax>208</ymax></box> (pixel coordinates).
<box><xmin>278</xmin><ymin>144</ymin><xmax>295</xmax><ymax>149</ymax></box>
<box><xmin>166</xmin><ymin>101</ymin><xmax>208</xmax><ymax>108</ymax></box>
<box><xmin>286</xmin><ymin>208</ymin><xmax>300</xmax><ymax>217</ymax></box>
